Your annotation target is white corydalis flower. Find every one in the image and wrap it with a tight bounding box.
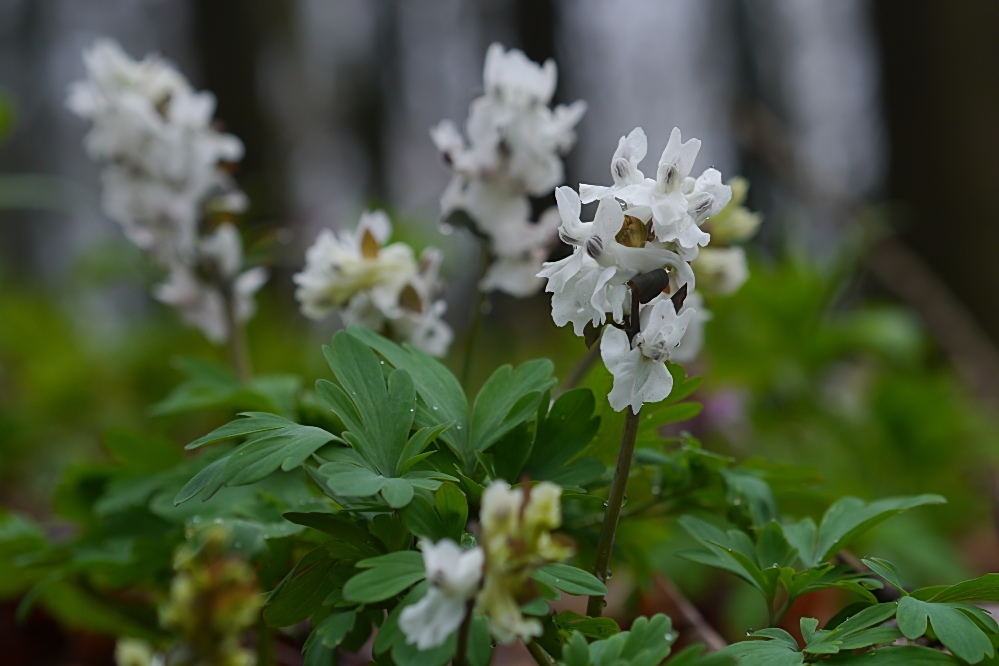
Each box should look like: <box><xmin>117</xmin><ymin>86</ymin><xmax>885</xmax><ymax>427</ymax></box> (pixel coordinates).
<box><xmin>691</xmin><ymin>246</ymin><xmax>749</xmax><ymax>296</ymax></box>
<box><xmin>294</xmin><ymin>211</ymin><xmax>454</xmax><ymax>357</ymax></box>
<box><xmin>430</xmin><ymin>43</ymin><xmax>586</xmax><ymax>298</ymax></box>
<box><xmin>294</xmin><ymin>210</ymin><xmax>417</xmax><ymax>320</ymax></box>
<box><xmin>399</xmin><ymin>539</ymin><xmax>483</xmax><ymax>650</ymax></box>
<box><xmin>669</xmin><ymin>291</ymin><xmax>711</xmax><ymax>365</ymax></box>
<box><xmin>154</xmin><ymin>224</ymin><xmax>267</xmax><ymax>344</ymax></box>
<box><xmin>601</xmin><ymin>298</ymin><xmax>696</xmax><ymax>413</ymax></box>
<box><xmin>68</xmin><ymin>39</ymin><xmax>244</xmax><ymax>265</ymax></box>
<box><xmin>537</xmin><ymin>188</ymin><xmax>696</xmax><ymax>335</ymax></box>
<box><xmin>580</xmin><ymin>127</ymin><xmax>732</xmax><ymax>257</ymax></box>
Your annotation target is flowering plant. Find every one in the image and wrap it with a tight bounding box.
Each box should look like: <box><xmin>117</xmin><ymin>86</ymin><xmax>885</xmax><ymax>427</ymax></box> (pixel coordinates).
<box><xmin>3</xmin><ymin>36</ymin><xmax>997</xmax><ymax>666</ymax></box>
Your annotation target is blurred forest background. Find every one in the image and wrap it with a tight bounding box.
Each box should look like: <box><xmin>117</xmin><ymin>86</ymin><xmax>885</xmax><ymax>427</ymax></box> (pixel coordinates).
<box><xmin>3</xmin><ymin>0</ymin><xmax>999</xmax><ymax>663</ymax></box>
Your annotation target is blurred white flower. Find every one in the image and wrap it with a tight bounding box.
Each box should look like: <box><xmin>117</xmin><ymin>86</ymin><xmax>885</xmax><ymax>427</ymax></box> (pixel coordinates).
<box><xmin>431</xmin><ymin>43</ymin><xmax>586</xmax><ymax>297</ymax></box>
<box><xmin>692</xmin><ymin>246</ymin><xmax>749</xmax><ymax>295</ymax></box>
<box><xmin>295</xmin><ymin>211</ymin><xmax>453</xmax><ymax>356</ymax></box>
<box><xmin>114</xmin><ymin>638</ymin><xmax>165</xmax><ymax>666</ymax></box>
<box><xmin>68</xmin><ymin>39</ymin><xmax>244</xmax><ymax>266</ymax></box>
<box><xmin>601</xmin><ymin>298</ymin><xmax>696</xmax><ymax>413</ymax></box>
<box><xmin>154</xmin><ymin>224</ymin><xmax>267</xmax><ymax>344</ymax></box>
<box><xmin>666</xmin><ymin>291</ymin><xmax>710</xmax><ymax>365</ymax></box>
<box><xmin>69</xmin><ymin>39</ymin><xmax>264</xmax><ymax>346</ymax></box>
<box><xmin>399</xmin><ymin>539</ymin><xmax>483</xmax><ymax>650</ymax></box>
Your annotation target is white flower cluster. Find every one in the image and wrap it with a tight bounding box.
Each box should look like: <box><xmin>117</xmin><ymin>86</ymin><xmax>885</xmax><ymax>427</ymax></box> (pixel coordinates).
<box><xmin>431</xmin><ymin>43</ymin><xmax>586</xmax><ymax>297</ymax></box>
<box><xmin>540</xmin><ymin>127</ymin><xmax>756</xmax><ymax>412</ymax></box>
<box><xmin>399</xmin><ymin>480</ymin><xmax>569</xmax><ymax>650</ymax></box>
<box><xmin>68</xmin><ymin>39</ymin><xmax>265</xmax><ymax>343</ymax></box>
<box><xmin>294</xmin><ymin>210</ymin><xmax>453</xmax><ymax>357</ymax></box>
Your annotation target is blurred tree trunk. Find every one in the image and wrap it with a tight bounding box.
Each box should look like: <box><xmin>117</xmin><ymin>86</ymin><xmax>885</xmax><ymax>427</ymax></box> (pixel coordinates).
<box><xmin>875</xmin><ymin>0</ymin><xmax>999</xmax><ymax>343</ymax></box>
<box><xmin>192</xmin><ymin>0</ymin><xmax>289</xmax><ymax>229</ymax></box>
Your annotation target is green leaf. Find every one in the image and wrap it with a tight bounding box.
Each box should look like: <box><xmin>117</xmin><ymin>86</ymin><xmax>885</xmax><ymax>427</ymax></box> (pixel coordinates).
<box><xmin>435</xmin><ymin>482</ymin><xmax>468</xmax><ymax>541</ymax></box>
<box><xmin>397</xmin><ymin>424</ymin><xmax>451</xmax><ymax>476</ymax></box>
<box><xmin>381</xmin><ymin>478</ymin><xmax>415</xmax><ymax>509</ymax></box>
<box><xmin>722</xmin><ymin>469</ymin><xmax>778</xmax><ymax>528</ymax></box>
<box><xmin>467</xmin><ymin>615</ymin><xmax>492</xmax><ymax>666</ymax></box>
<box><xmin>343</xmin><ymin>551</ymin><xmax>425</xmax><ymax>603</ymax></box>
<box><xmin>223</xmin><ymin>425</ymin><xmax>336</xmax><ymax>486</ymax></box>
<box><xmin>469</xmin><ymin>359</ymin><xmax>556</xmax><ymax>461</ymax></box>
<box><xmin>920</xmin><ymin>574</ymin><xmax>999</xmax><ymax>603</ymax></box>
<box><xmin>533</xmin><ymin>563</ymin><xmax>607</xmax><ymax>596</ymax></box>
<box><xmin>315</xmin><ymin>610</ymin><xmax>357</xmax><ymax>648</ymax></box>
<box><xmin>897</xmin><ymin>596</ymin><xmax>995</xmax><ymax>663</ymax></box>
<box><xmin>555</xmin><ymin>611</ymin><xmax>621</xmax><ymax>640</ymax></box>
<box><xmin>347</xmin><ymin>327</ymin><xmax>470</xmax><ymax>465</ymax></box>
<box><xmin>751</xmin><ymin>628</ymin><xmax>798</xmax><ymax>651</ymax></box>
<box><xmin>282</xmin><ymin>512</ymin><xmax>385</xmax><ymax>557</ymax></box>
<box><xmin>323</xmin><ymin>333</ymin><xmax>417</xmax><ymax>477</ymax></box>
<box><xmin>186</xmin><ymin>411</ymin><xmax>293</xmax><ymax>449</ymax></box>
<box><xmin>813</xmin><ymin>495</ymin><xmax>946</xmax><ymax>563</ymax></box>
<box><xmin>400</xmin><ymin>495</ymin><xmax>449</xmax><ymax>541</ymax></box>
<box><xmin>781</xmin><ymin>518</ymin><xmax>818</xmax><ymax>569</ymax></box>
<box><xmin>264</xmin><ymin>553</ymin><xmax>337</xmax><ymax>626</ymax></box>
<box><xmin>373</xmin><ymin>581</ymin><xmax>428</xmax><ymax>656</ymax></box>
<box><xmin>172</xmin><ymin>454</ymin><xmax>230</xmax><ymax>505</ymax></box>
<box><xmin>524</xmin><ymin>389</ymin><xmax>604</xmax><ymax>489</ymax></box>
<box><xmin>321</xmin><ymin>462</ymin><xmax>386</xmax><ymax>497</ymax></box>
<box><xmin>862</xmin><ymin>557</ymin><xmax>908</xmax><ymax>595</ymax></box>
<box><xmin>824</xmin><ymin>647</ymin><xmax>961</xmax><ymax>664</ymax></box>
<box><xmin>717</xmin><ymin>639</ymin><xmax>804</xmax><ymax>666</ymax></box>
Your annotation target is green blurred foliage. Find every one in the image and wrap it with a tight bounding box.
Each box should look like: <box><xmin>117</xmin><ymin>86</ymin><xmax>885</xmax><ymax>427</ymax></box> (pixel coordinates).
<box><xmin>700</xmin><ymin>254</ymin><xmax>999</xmax><ymax>583</ymax></box>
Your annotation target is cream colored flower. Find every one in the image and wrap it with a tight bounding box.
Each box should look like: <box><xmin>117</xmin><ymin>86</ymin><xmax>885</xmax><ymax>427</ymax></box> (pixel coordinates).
<box><xmin>477</xmin><ymin>481</ymin><xmax>572</xmax><ymax>643</ymax></box>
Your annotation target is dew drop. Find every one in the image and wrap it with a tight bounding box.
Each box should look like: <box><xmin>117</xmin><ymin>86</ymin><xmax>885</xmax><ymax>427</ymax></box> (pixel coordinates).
<box><xmin>456</xmin><ymin>425</ymin><xmax>462</xmax><ymax>430</ymax></box>
<box><xmin>192</xmin><ymin>515</ymin><xmax>201</xmax><ymax>524</ymax></box>
<box><xmin>603</xmin><ymin>501</ymin><xmax>609</xmax><ymax>508</ymax></box>
<box><xmin>410</xmin><ymin>408</ymin><xmax>415</xmax><ymax>413</ymax></box>
<box><xmin>380</xmin><ymin>361</ymin><xmax>385</xmax><ymax>365</ymax></box>
<box><xmin>606</xmin><ymin>570</ymin><xmax>613</xmax><ymax>579</ymax></box>
<box><xmin>433</xmin><ymin>406</ymin><xmax>439</xmax><ymax>411</ymax></box>
<box><xmin>664</xmin><ymin>632</ymin><xmax>674</xmax><ymax>641</ymax></box>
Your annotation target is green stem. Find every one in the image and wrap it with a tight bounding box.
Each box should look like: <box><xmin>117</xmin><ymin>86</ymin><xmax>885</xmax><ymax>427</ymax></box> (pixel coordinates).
<box><xmin>586</xmin><ymin>285</ymin><xmax>643</xmax><ymax>618</ymax></box>
<box><xmin>453</xmin><ymin>600</ymin><xmax>474</xmax><ymax>666</ymax></box>
<box><xmin>460</xmin><ymin>242</ymin><xmax>489</xmax><ymax>390</ymax></box>
<box><xmin>525</xmin><ymin>640</ymin><xmax>557</xmax><ymax>666</ymax></box>
<box><xmin>222</xmin><ymin>281</ymin><xmax>252</xmax><ymax>384</ymax></box>
<box><xmin>255</xmin><ymin>616</ymin><xmax>273</xmax><ymax>666</ymax></box>
<box><xmin>586</xmin><ymin>405</ymin><xmax>641</xmax><ymax>617</ymax></box>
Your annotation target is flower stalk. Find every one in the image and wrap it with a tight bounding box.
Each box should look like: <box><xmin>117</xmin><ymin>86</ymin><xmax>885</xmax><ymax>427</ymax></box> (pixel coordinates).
<box><xmin>587</xmin><ymin>286</ymin><xmax>643</xmax><ymax>617</ymax></box>
<box><xmin>526</xmin><ymin>640</ymin><xmax>557</xmax><ymax>666</ymax></box>
<box><xmin>221</xmin><ymin>281</ymin><xmax>252</xmax><ymax>384</ymax></box>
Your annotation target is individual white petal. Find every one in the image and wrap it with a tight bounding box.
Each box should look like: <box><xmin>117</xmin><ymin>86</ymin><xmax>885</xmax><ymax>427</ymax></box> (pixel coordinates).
<box><xmin>234</xmin><ymin>267</ymin><xmax>268</xmax><ymax>323</ymax></box>
<box><xmin>605</xmin><ymin>345</ymin><xmax>674</xmax><ymax>413</ymax></box>
<box><xmin>399</xmin><ymin>588</ymin><xmax>468</xmax><ymax>650</ymax></box>
<box><xmin>688</xmin><ymin>168</ymin><xmax>733</xmax><ymax>224</ymax></box>
<box><xmin>610</xmin><ymin>127</ymin><xmax>648</xmax><ymax>186</ymax></box>
<box><xmin>600</xmin><ymin>326</ymin><xmax>631</xmax><ymax>375</ymax></box>
<box><xmin>657</xmin><ymin>127</ymin><xmax>701</xmax><ymax>192</ymax></box>
<box><xmin>199</xmin><ymin>223</ymin><xmax>243</xmax><ymax>278</ymax></box>
<box><xmin>591</xmin><ymin>197</ymin><xmax>625</xmax><ymax>244</ymax></box>
<box><xmin>357</xmin><ymin>209</ymin><xmax>393</xmax><ymax>247</ymax></box>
